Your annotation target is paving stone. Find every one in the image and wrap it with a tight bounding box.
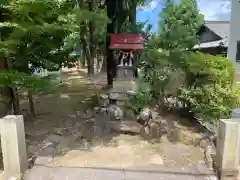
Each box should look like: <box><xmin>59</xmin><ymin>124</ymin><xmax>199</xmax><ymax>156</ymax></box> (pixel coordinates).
<box><xmin>24</xmin><ymin>166</ymin><xmax>55</xmax><ymax>180</ymax></box>
<box><xmin>123</xmin><ymin>170</ymin><xmax>195</xmax><ymax>180</ymax></box>
<box><xmin>49</xmin><ymin>167</ymin><xmax>96</xmax><ymax>180</ymax></box>
<box><xmin>24</xmin><ymin>167</ymin><xmax>216</xmax><ymax>180</ymax></box>
<box><xmin>197</xmin><ymin>176</ymin><xmax>217</xmax><ymax>180</ymax></box>
<box><xmin>48</xmin><ymin>167</ymin><xmax>124</xmax><ymax>180</ymax></box>
<box><xmin>93</xmin><ymin>168</ymin><xmax>125</xmax><ymax>180</ymax></box>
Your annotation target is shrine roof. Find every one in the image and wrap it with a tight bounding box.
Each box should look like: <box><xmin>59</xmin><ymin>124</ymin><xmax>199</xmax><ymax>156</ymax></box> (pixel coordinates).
<box><xmin>109</xmin><ymin>33</ymin><xmax>145</xmax><ymax>50</ymax></box>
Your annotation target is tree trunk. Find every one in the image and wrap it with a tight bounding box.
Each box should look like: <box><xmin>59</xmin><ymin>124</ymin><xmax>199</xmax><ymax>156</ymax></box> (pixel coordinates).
<box><xmin>78</xmin><ymin>0</ymin><xmax>92</xmax><ymax>75</ymax></box>
<box><xmin>12</xmin><ymin>87</ymin><xmax>20</xmax><ymax>115</ymax></box>
<box><xmin>1</xmin><ymin>57</ymin><xmax>20</xmax><ymax>115</ymax></box>
<box><xmin>81</xmin><ymin>52</ymin><xmax>86</xmax><ymax>68</ymax></box>
<box><xmin>1</xmin><ymin>87</ymin><xmax>13</xmax><ymax>115</ymax></box>
<box><xmin>6</xmin><ymin>58</ymin><xmax>20</xmax><ymax>115</ymax></box>
<box><xmin>88</xmin><ymin>0</ymin><xmax>95</xmax><ymax>76</ymax></box>
<box><xmin>28</xmin><ymin>89</ymin><xmax>35</xmax><ymax>117</ymax></box>
<box><xmin>106</xmin><ymin>0</ymin><xmax>117</xmax><ymax>86</ymax></box>
<box><xmin>101</xmin><ymin>54</ymin><xmax>107</xmax><ymax>72</ymax></box>
<box><xmin>0</xmin><ymin>8</ymin><xmax>20</xmax><ymax>115</ymax></box>
<box><xmin>116</xmin><ymin>0</ymin><xmax>126</xmax><ymax>33</ymax></box>
<box><xmin>129</xmin><ymin>2</ymin><xmax>137</xmax><ymax>25</ymax></box>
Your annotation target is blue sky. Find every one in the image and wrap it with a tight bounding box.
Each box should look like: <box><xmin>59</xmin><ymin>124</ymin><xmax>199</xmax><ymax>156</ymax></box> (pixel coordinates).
<box><xmin>137</xmin><ymin>0</ymin><xmax>232</xmax><ymax>32</ymax></box>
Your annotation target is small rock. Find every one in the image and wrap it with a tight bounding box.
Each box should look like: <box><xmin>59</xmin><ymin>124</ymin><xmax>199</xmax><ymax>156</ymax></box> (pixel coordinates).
<box><xmin>144</xmin><ymin>126</ymin><xmax>150</xmax><ymax>136</ymax></box>
<box><xmin>76</xmin><ymin>109</ymin><xmax>95</xmax><ymax>119</ymax></box>
<box><xmin>100</xmin><ymin>107</ymin><xmax>107</xmax><ymax>113</ymax></box>
<box><xmin>137</xmin><ymin>108</ymin><xmax>153</xmax><ymax>126</ymax></box>
<box><xmin>204</xmin><ymin>145</ymin><xmax>215</xmax><ymax>169</ymax></box>
<box><xmin>149</xmin><ymin>122</ymin><xmax>162</xmax><ymax>139</ymax></box>
<box><xmin>39</xmin><ymin>140</ymin><xmax>54</xmax><ymax>150</ymax></box>
<box><xmin>99</xmin><ymin>93</ymin><xmax>109</xmax><ymax>107</ymax></box>
<box><xmin>107</xmin><ymin>104</ymin><xmax>123</xmax><ymax>120</ymax></box>
<box><xmin>198</xmin><ymin>136</ymin><xmax>215</xmax><ymax>150</ymax></box>
<box><xmin>94</xmin><ymin>106</ymin><xmax>100</xmax><ymax>112</ymax></box>
<box><xmin>53</xmin><ymin>129</ymin><xmax>64</xmax><ymax>136</ymax></box>
<box><xmin>100</xmin><ymin>93</ymin><xmax>108</xmax><ymax>100</ymax></box>
<box><xmin>28</xmin><ymin>156</ymin><xmax>37</xmax><ymax>168</ymax></box>
<box><xmin>45</xmin><ymin>134</ymin><xmax>65</xmax><ymax>144</ymax></box>
<box><xmin>127</xmin><ymin>90</ymin><xmax>136</xmax><ymax>96</ymax></box>
<box><xmin>60</xmin><ymin>93</ymin><xmax>69</xmax><ymax>99</ymax></box>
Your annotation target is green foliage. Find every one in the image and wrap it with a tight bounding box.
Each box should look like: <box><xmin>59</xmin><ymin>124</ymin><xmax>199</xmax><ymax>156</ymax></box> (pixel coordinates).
<box><xmin>127</xmin><ymin>77</ymin><xmax>153</xmax><ymax>114</ymax></box>
<box><xmin>0</xmin><ymin>70</ymin><xmax>53</xmax><ymax>92</ymax></box>
<box><xmin>176</xmin><ymin>52</ymin><xmax>239</xmax><ymax>123</ymax></box>
<box><xmin>158</xmin><ymin>0</ymin><xmax>203</xmax><ymax>53</ymax></box>
<box><xmin>0</xmin><ymin>0</ymin><xmax>110</xmax><ymax>114</ymax></box>
<box><xmin>134</xmin><ymin>0</ymin><xmax>239</xmax><ymax>124</ymax></box>
<box><xmin>139</xmin><ymin>48</ymin><xmax>173</xmax><ymax>100</ymax></box>
<box><xmin>121</xmin><ymin>21</ymin><xmax>152</xmax><ymax>34</ymax></box>
<box><xmin>139</xmin><ymin>47</ymin><xmax>240</xmax><ymax>123</ymax></box>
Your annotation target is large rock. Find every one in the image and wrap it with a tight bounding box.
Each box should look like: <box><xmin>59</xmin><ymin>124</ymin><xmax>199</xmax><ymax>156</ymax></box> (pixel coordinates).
<box><xmin>110</xmin><ymin>121</ymin><xmax>141</xmax><ymax>134</ymax></box>
<box><xmin>137</xmin><ymin>108</ymin><xmax>153</xmax><ymax>126</ymax></box>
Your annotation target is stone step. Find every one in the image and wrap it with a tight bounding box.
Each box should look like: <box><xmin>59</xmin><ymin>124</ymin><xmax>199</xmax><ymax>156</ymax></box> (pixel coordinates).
<box><xmin>108</xmin><ymin>92</ymin><xmax>126</xmax><ymax>101</ymax></box>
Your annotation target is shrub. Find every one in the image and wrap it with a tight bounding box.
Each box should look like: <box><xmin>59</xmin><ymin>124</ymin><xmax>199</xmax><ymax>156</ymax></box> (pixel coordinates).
<box><xmin>134</xmin><ymin>47</ymin><xmax>240</xmax><ymax>124</ymax></box>
<box><xmin>129</xmin><ymin>0</ymin><xmax>239</xmax><ymax>123</ymax></box>
<box><xmin>176</xmin><ymin>52</ymin><xmax>240</xmax><ymax>123</ymax></box>
<box><xmin>126</xmin><ymin>76</ymin><xmax>153</xmax><ymax>114</ymax></box>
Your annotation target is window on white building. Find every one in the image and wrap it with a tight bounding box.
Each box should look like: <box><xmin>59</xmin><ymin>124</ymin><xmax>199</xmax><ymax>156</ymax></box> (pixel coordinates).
<box><xmin>236</xmin><ymin>41</ymin><xmax>240</xmax><ymax>62</ymax></box>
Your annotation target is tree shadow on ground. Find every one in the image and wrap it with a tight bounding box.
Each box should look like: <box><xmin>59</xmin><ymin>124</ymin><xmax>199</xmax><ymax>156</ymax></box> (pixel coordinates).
<box><xmin>24</xmin><ymin>69</ymin><xmax>209</xmax><ymax>171</ymax></box>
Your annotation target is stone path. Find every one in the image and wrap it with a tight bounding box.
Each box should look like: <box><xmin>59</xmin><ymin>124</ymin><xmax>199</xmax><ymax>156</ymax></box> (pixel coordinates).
<box><xmin>24</xmin><ymin>166</ymin><xmax>217</xmax><ymax>180</ymax></box>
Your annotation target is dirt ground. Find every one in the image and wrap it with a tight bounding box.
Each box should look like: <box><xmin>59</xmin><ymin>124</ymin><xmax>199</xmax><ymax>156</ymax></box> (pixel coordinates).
<box><xmin>0</xmin><ymin>69</ymin><xmax>209</xmax><ymax>175</ymax></box>
<box><xmin>24</xmin><ymin>69</ymin><xmax>207</xmax><ymax>169</ymax></box>
<box><xmin>24</xmin><ymin>70</ymin><xmax>105</xmax><ymax>158</ymax></box>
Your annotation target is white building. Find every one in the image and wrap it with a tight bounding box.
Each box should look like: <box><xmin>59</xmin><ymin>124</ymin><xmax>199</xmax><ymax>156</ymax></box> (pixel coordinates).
<box><xmin>228</xmin><ymin>0</ymin><xmax>240</xmax><ymax>76</ymax></box>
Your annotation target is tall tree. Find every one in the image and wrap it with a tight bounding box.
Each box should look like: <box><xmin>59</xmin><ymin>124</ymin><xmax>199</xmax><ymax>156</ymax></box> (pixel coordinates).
<box><xmin>88</xmin><ymin>0</ymin><xmax>96</xmax><ymax>75</ymax></box>
<box><xmin>0</xmin><ymin>0</ymin><xmax>79</xmax><ymax>115</ymax></box>
<box><xmin>106</xmin><ymin>0</ymin><xmax>116</xmax><ymax>86</ymax></box>
<box><xmin>159</xmin><ymin>0</ymin><xmax>203</xmax><ymax>54</ymax></box>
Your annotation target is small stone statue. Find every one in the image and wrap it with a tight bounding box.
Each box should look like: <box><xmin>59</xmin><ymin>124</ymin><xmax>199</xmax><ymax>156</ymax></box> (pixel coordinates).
<box><xmin>106</xmin><ymin>104</ymin><xmax>123</xmax><ymax>120</ymax></box>
<box><xmin>137</xmin><ymin>108</ymin><xmax>153</xmax><ymax>126</ymax></box>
